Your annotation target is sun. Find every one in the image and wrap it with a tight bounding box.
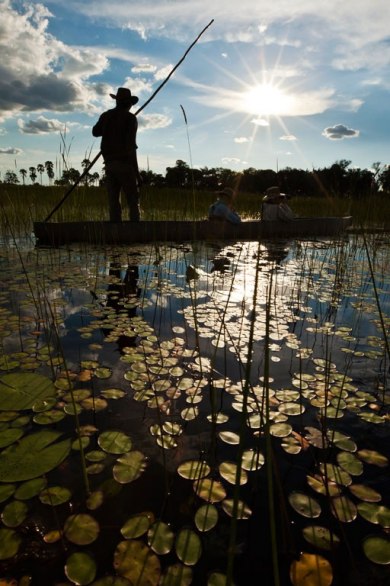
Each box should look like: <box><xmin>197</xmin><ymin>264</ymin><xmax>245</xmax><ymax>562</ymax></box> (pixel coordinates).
<box><xmin>241</xmin><ymin>83</ymin><xmax>293</xmax><ymax>116</ymax></box>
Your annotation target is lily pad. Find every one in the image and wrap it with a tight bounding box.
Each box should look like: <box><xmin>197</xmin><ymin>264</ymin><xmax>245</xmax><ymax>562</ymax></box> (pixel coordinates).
<box><xmin>194</xmin><ymin>504</ymin><xmax>218</xmax><ymax>532</ymax></box>
<box><xmin>362</xmin><ymin>535</ymin><xmax>390</xmax><ymax>565</ymax></box>
<box><xmin>330</xmin><ymin>496</ymin><xmax>357</xmax><ymax>522</ymax></box>
<box><xmin>98</xmin><ymin>430</ymin><xmax>132</xmax><ymax>454</ymax></box>
<box><xmin>1</xmin><ymin>500</ymin><xmax>28</xmax><ymax>527</ymax></box>
<box><xmin>193</xmin><ymin>478</ymin><xmax>226</xmax><ymax>503</ymax></box>
<box><xmin>113</xmin><ymin>539</ymin><xmax>161</xmax><ymax>585</ymax></box>
<box><xmin>65</xmin><ymin>551</ymin><xmax>97</xmax><ymax>585</ymax></box>
<box><xmin>64</xmin><ymin>513</ymin><xmax>100</xmax><ymax>545</ymax></box>
<box><xmin>290</xmin><ymin>552</ymin><xmax>333</xmax><ymax>586</ymax></box>
<box><xmin>221</xmin><ymin>499</ymin><xmax>252</xmax><ymax>519</ymax></box>
<box><xmin>177</xmin><ymin>460</ymin><xmax>210</xmax><ymax>480</ymax></box>
<box><xmin>160</xmin><ymin>563</ymin><xmax>193</xmax><ymax>586</ymax></box>
<box><xmin>0</xmin><ymin>373</ymin><xmax>56</xmax><ymax>411</ymax></box>
<box><xmin>15</xmin><ymin>477</ymin><xmax>47</xmax><ymax>500</ymax></box>
<box><xmin>0</xmin><ymin>527</ymin><xmax>21</xmax><ymax>560</ymax></box>
<box><xmin>0</xmin><ymin>428</ymin><xmax>24</xmax><ymax>449</ymax></box>
<box><xmin>39</xmin><ymin>486</ymin><xmax>72</xmax><ymax>506</ymax></box>
<box><xmin>357</xmin><ymin>502</ymin><xmax>390</xmax><ymax>528</ymax></box>
<box><xmin>113</xmin><ymin>451</ymin><xmax>147</xmax><ymax>484</ymax></box>
<box><xmin>121</xmin><ymin>512</ymin><xmax>155</xmax><ymax>539</ymax></box>
<box><xmin>147</xmin><ymin>520</ymin><xmax>175</xmax><ymax>555</ymax></box>
<box><xmin>0</xmin><ymin>430</ymin><xmax>71</xmax><ymax>482</ymax></box>
<box><xmin>175</xmin><ymin>528</ymin><xmax>202</xmax><ymax>566</ymax></box>
<box><xmin>302</xmin><ymin>525</ymin><xmax>340</xmax><ymax>551</ymax></box>
<box><xmin>219</xmin><ymin>462</ymin><xmax>247</xmax><ymax>485</ymax></box>
<box><xmin>288</xmin><ymin>491</ymin><xmax>321</xmax><ymax>518</ymax></box>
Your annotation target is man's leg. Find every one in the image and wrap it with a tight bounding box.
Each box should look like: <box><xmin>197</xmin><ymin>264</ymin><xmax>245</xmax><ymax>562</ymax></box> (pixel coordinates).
<box><xmin>121</xmin><ymin>170</ymin><xmax>140</xmax><ymax>221</ymax></box>
<box><xmin>105</xmin><ymin>170</ymin><xmax>122</xmax><ymax>221</ymax></box>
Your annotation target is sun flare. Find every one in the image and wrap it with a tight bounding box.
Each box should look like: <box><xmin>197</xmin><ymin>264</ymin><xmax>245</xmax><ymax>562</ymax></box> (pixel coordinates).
<box><xmin>242</xmin><ymin>83</ymin><xmax>293</xmax><ymax>116</ymax></box>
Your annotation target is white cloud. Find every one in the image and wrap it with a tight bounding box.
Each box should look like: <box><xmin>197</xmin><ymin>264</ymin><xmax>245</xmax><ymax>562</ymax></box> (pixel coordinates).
<box><xmin>221</xmin><ymin>157</ymin><xmax>241</xmax><ymax>165</ymax></box>
<box><xmin>154</xmin><ymin>64</ymin><xmax>175</xmax><ymax>81</ymax></box>
<box><xmin>132</xmin><ymin>64</ymin><xmax>157</xmax><ymax>74</ymax></box>
<box><xmin>0</xmin><ymin>147</ymin><xmax>23</xmax><ymax>155</ymax></box>
<box><xmin>251</xmin><ymin>118</ymin><xmax>269</xmax><ymax>127</ymax></box>
<box><xmin>138</xmin><ymin>113</ymin><xmax>172</xmax><ymax>130</ymax></box>
<box><xmin>322</xmin><ymin>124</ymin><xmax>359</xmax><ymax>140</ymax></box>
<box><xmin>280</xmin><ymin>135</ymin><xmax>297</xmax><ymax>141</ymax></box>
<box><xmin>17</xmin><ymin>116</ymin><xmax>70</xmax><ymax>134</ymax></box>
<box><xmin>234</xmin><ymin>137</ymin><xmax>250</xmax><ymax>143</ymax></box>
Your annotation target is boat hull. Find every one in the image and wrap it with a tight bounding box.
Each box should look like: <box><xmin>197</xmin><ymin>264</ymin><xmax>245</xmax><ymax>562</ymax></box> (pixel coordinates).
<box><xmin>33</xmin><ymin>217</ymin><xmax>352</xmax><ymax>245</ymax></box>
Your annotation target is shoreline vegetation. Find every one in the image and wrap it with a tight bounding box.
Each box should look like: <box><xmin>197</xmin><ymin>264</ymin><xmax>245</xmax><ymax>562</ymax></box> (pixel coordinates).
<box><xmin>1</xmin><ymin>184</ymin><xmax>390</xmax><ymax>238</ymax></box>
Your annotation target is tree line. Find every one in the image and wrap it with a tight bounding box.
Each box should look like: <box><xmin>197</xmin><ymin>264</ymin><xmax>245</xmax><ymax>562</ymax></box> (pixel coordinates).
<box><xmin>2</xmin><ymin>158</ymin><xmax>390</xmax><ymax>197</ymax></box>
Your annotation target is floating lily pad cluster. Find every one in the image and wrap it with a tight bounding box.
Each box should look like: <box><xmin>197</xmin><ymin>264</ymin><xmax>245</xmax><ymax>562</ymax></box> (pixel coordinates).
<box><xmin>0</xmin><ymin>238</ymin><xmax>389</xmax><ymax>584</ymax></box>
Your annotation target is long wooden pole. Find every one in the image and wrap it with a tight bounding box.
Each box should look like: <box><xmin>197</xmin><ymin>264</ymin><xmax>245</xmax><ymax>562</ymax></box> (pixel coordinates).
<box><xmin>43</xmin><ymin>19</ymin><xmax>214</xmax><ymax>223</ymax></box>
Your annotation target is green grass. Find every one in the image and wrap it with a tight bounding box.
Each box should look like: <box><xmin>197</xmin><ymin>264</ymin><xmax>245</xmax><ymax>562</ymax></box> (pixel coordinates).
<box><xmin>1</xmin><ymin>184</ymin><xmax>390</xmax><ymax>237</ymax></box>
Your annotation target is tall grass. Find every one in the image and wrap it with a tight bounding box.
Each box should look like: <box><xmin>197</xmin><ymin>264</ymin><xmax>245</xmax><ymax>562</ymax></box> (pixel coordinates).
<box><xmin>1</xmin><ymin>183</ymin><xmax>390</xmax><ymax>238</ymax></box>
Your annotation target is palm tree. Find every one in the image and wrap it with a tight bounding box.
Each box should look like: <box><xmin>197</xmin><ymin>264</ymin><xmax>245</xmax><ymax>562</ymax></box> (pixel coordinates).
<box><xmin>45</xmin><ymin>161</ymin><xmax>54</xmax><ymax>185</ymax></box>
<box><xmin>19</xmin><ymin>168</ymin><xmax>27</xmax><ymax>185</ymax></box>
<box><xmin>37</xmin><ymin>163</ymin><xmax>45</xmax><ymax>184</ymax></box>
<box><xmin>29</xmin><ymin>166</ymin><xmax>37</xmax><ymax>184</ymax></box>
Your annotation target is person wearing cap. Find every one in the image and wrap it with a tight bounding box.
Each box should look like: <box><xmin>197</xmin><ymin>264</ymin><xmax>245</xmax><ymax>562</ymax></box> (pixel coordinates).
<box><xmin>93</xmin><ymin>87</ymin><xmax>142</xmax><ymax>222</ymax></box>
<box><xmin>261</xmin><ymin>186</ymin><xmax>295</xmax><ymax>221</ymax></box>
<box><xmin>208</xmin><ymin>187</ymin><xmax>241</xmax><ymax>225</ymax></box>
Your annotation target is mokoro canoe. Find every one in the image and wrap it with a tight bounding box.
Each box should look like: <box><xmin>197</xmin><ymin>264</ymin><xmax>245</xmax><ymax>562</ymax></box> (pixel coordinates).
<box><xmin>33</xmin><ymin>216</ymin><xmax>352</xmax><ymax>245</ymax></box>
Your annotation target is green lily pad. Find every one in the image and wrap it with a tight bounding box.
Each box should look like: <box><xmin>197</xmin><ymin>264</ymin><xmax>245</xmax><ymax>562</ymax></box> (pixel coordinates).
<box><xmin>0</xmin><ymin>430</ymin><xmax>71</xmax><ymax>482</ymax></box>
<box><xmin>160</xmin><ymin>563</ymin><xmax>193</xmax><ymax>586</ymax></box>
<box><xmin>208</xmin><ymin>572</ymin><xmax>228</xmax><ymax>585</ymax></box>
<box><xmin>336</xmin><ymin>451</ymin><xmax>364</xmax><ymax>476</ymax></box>
<box><xmin>348</xmin><ymin>484</ymin><xmax>381</xmax><ymax>502</ymax></box>
<box><xmin>177</xmin><ymin>460</ymin><xmax>210</xmax><ymax>480</ymax></box>
<box><xmin>98</xmin><ymin>430</ymin><xmax>132</xmax><ymax>454</ymax></box>
<box><xmin>175</xmin><ymin>528</ymin><xmax>202</xmax><ymax>566</ymax></box>
<box><xmin>15</xmin><ymin>477</ymin><xmax>47</xmax><ymax>500</ymax></box>
<box><xmin>357</xmin><ymin>502</ymin><xmax>390</xmax><ymax>528</ymax></box>
<box><xmin>0</xmin><ymin>428</ymin><xmax>24</xmax><ymax>448</ymax></box>
<box><xmin>147</xmin><ymin>520</ymin><xmax>175</xmax><ymax>555</ymax></box>
<box><xmin>193</xmin><ymin>478</ymin><xmax>226</xmax><ymax>503</ymax></box>
<box><xmin>302</xmin><ymin>525</ymin><xmax>340</xmax><ymax>550</ymax></box>
<box><xmin>194</xmin><ymin>504</ymin><xmax>218</xmax><ymax>532</ymax></box>
<box><xmin>357</xmin><ymin>449</ymin><xmax>388</xmax><ymax>468</ymax></box>
<box><xmin>113</xmin><ymin>451</ymin><xmax>147</xmax><ymax>484</ymax></box>
<box><xmin>0</xmin><ymin>484</ymin><xmax>15</xmax><ymax>503</ymax></box>
<box><xmin>0</xmin><ymin>373</ymin><xmax>56</xmax><ymax>411</ymax></box>
<box><xmin>64</xmin><ymin>513</ymin><xmax>100</xmax><ymax>545</ymax></box>
<box><xmin>65</xmin><ymin>551</ymin><xmax>97</xmax><ymax>585</ymax></box>
<box><xmin>288</xmin><ymin>491</ymin><xmax>321</xmax><ymax>518</ymax></box>
<box><xmin>330</xmin><ymin>496</ymin><xmax>357</xmax><ymax>522</ymax></box>
<box><xmin>219</xmin><ymin>462</ymin><xmax>247</xmax><ymax>485</ymax></box>
<box><xmin>33</xmin><ymin>409</ymin><xmax>66</xmax><ymax>425</ymax></box>
<box><xmin>39</xmin><ymin>486</ymin><xmax>72</xmax><ymax>506</ymax></box>
<box><xmin>241</xmin><ymin>449</ymin><xmax>264</xmax><ymax>471</ymax></box>
<box><xmin>121</xmin><ymin>512</ymin><xmax>155</xmax><ymax>539</ymax></box>
<box><xmin>0</xmin><ymin>527</ymin><xmax>22</xmax><ymax>560</ymax></box>
<box><xmin>1</xmin><ymin>500</ymin><xmax>28</xmax><ymax>527</ymax></box>
<box><xmin>113</xmin><ymin>539</ymin><xmax>161</xmax><ymax>585</ymax></box>
<box><xmin>221</xmin><ymin>499</ymin><xmax>252</xmax><ymax>519</ymax></box>
<box><xmin>362</xmin><ymin>535</ymin><xmax>390</xmax><ymax>565</ymax></box>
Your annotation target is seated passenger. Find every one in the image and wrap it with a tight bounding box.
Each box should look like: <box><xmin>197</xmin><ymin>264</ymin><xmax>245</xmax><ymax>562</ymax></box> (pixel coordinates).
<box><xmin>262</xmin><ymin>186</ymin><xmax>295</xmax><ymax>221</ymax></box>
<box><xmin>208</xmin><ymin>187</ymin><xmax>241</xmax><ymax>225</ymax></box>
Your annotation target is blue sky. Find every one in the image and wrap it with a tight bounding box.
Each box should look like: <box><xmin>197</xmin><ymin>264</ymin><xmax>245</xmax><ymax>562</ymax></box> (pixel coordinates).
<box><xmin>1</xmin><ymin>0</ymin><xmax>389</xmax><ymax>183</ymax></box>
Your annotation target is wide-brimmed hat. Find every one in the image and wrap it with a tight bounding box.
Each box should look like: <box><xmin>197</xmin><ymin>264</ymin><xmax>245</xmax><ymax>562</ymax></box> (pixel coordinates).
<box><xmin>110</xmin><ymin>87</ymin><xmax>139</xmax><ymax>104</ymax></box>
<box><xmin>263</xmin><ymin>185</ymin><xmax>286</xmax><ymax>202</ymax></box>
<box><xmin>216</xmin><ymin>187</ymin><xmax>235</xmax><ymax>199</ymax></box>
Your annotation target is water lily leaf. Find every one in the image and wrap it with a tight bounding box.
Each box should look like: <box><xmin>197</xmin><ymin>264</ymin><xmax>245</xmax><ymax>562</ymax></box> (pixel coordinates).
<box><xmin>175</xmin><ymin>528</ymin><xmax>202</xmax><ymax>566</ymax></box>
<box><xmin>357</xmin><ymin>449</ymin><xmax>388</xmax><ymax>468</ymax></box>
<box><xmin>15</xmin><ymin>477</ymin><xmax>47</xmax><ymax>500</ymax></box>
<box><xmin>336</xmin><ymin>451</ymin><xmax>363</xmax><ymax>476</ymax></box>
<box><xmin>1</xmin><ymin>500</ymin><xmax>28</xmax><ymax>527</ymax></box>
<box><xmin>0</xmin><ymin>484</ymin><xmax>15</xmax><ymax>503</ymax></box>
<box><xmin>100</xmin><ymin>388</ymin><xmax>126</xmax><ymax>400</ymax></box>
<box><xmin>98</xmin><ymin>430</ymin><xmax>132</xmax><ymax>454</ymax></box>
<box><xmin>64</xmin><ymin>513</ymin><xmax>100</xmax><ymax>545</ymax></box>
<box><xmin>65</xmin><ymin>551</ymin><xmax>97</xmax><ymax>585</ymax></box>
<box><xmin>0</xmin><ymin>430</ymin><xmax>71</xmax><ymax>482</ymax></box>
<box><xmin>219</xmin><ymin>462</ymin><xmax>247</xmax><ymax>485</ymax></box>
<box><xmin>0</xmin><ymin>527</ymin><xmax>21</xmax><ymax>560</ymax></box>
<box><xmin>33</xmin><ymin>409</ymin><xmax>66</xmax><ymax>425</ymax></box>
<box><xmin>357</xmin><ymin>502</ymin><xmax>390</xmax><ymax>528</ymax></box>
<box><xmin>306</xmin><ymin>475</ymin><xmax>341</xmax><ymax>497</ymax></box>
<box><xmin>39</xmin><ymin>486</ymin><xmax>72</xmax><ymax>506</ymax></box>
<box><xmin>348</xmin><ymin>484</ymin><xmax>381</xmax><ymax>502</ymax></box>
<box><xmin>290</xmin><ymin>552</ymin><xmax>333</xmax><ymax>586</ymax></box>
<box><xmin>270</xmin><ymin>422</ymin><xmax>293</xmax><ymax>437</ymax></box>
<box><xmin>147</xmin><ymin>520</ymin><xmax>175</xmax><ymax>555</ymax></box>
<box><xmin>0</xmin><ymin>373</ymin><xmax>56</xmax><ymax>411</ymax></box>
<box><xmin>113</xmin><ymin>451</ymin><xmax>147</xmax><ymax>484</ymax></box>
<box><xmin>121</xmin><ymin>512</ymin><xmax>155</xmax><ymax>539</ymax></box>
<box><xmin>319</xmin><ymin>463</ymin><xmax>352</xmax><ymax>487</ymax></box>
<box><xmin>362</xmin><ymin>535</ymin><xmax>390</xmax><ymax>565</ymax></box>
<box><xmin>195</xmin><ymin>504</ymin><xmax>218</xmax><ymax>532</ymax></box>
<box><xmin>302</xmin><ymin>525</ymin><xmax>340</xmax><ymax>551</ymax></box>
<box><xmin>0</xmin><ymin>428</ymin><xmax>24</xmax><ymax>448</ymax></box>
<box><xmin>193</xmin><ymin>478</ymin><xmax>226</xmax><ymax>503</ymax></box>
<box><xmin>177</xmin><ymin>460</ymin><xmax>210</xmax><ymax>480</ymax></box>
<box><xmin>160</xmin><ymin>563</ymin><xmax>192</xmax><ymax>586</ymax></box>
<box><xmin>86</xmin><ymin>490</ymin><xmax>104</xmax><ymax>511</ymax></box>
<box><xmin>221</xmin><ymin>499</ymin><xmax>252</xmax><ymax>519</ymax></box>
<box><xmin>330</xmin><ymin>496</ymin><xmax>357</xmax><ymax>522</ymax></box>
<box><xmin>208</xmin><ymin>572</ymin><xmax>228</xmax><ymax>585</ymax></box>
<box><xmin>289</xmin><ymin>492</ymin><xmax>321</xmax><ymax>518</ymax></box>
<box><xmin>218</xmin><ymin>431</ymin><xmax>240</xmax><ymax>444</ymax></box>
<box><xmin>113</xmin><ymin>539</ymin><xmax>161</xmax><ymax>585</ymax></box>
<box><xmin>91</xmin><ymin>576</ymin><xmax>133</xmax><ymax>585</ymax></box>
<box><xmin>241</xmin><ymin>449</ymin><xmax>264</xmax><ymax>471</ymax></box>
